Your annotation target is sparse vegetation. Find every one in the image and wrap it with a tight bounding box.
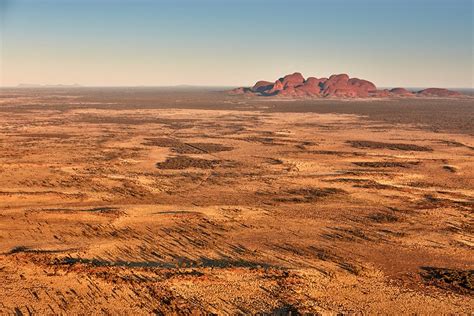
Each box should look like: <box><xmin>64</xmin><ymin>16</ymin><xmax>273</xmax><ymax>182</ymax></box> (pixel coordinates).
<box><xmin>348</xmin><ymin>140</ymin><xmax>432</xmax><ymax>152</ymax></box>
<box><xmin>0</xmin><ymin>89</ymin><xmax>472</xmax><ymax>314</ymax></box>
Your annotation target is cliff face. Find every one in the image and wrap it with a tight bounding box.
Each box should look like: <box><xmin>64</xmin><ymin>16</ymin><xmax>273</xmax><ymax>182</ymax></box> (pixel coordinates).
<box><xmin>230</xmin><ymin>73</ymin><xmax>462</xmax><ymax>98</ymax></box>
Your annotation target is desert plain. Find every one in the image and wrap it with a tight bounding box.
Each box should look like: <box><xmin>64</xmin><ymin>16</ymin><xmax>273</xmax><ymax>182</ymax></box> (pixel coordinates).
<box><xmin>0</xmin><ymin>88</ymin><xmax>473</xmax><ymax>314</ymax></box>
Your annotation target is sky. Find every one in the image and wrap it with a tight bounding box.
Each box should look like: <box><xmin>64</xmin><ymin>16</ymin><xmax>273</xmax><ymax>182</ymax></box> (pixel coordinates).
<box><xmin>0</xmin><ymin>0</ymin><xmax>472</xmax><ymax>88</ymax></box>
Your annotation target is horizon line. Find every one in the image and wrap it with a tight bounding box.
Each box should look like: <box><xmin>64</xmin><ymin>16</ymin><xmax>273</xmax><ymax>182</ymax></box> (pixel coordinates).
<box><xmin>2</xmin><ymin>85</ymin><xmax>473</xmax><ymax>90</ymax></box>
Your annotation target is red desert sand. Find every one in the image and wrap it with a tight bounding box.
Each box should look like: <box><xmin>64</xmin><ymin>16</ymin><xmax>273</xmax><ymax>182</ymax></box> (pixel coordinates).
<box><xmin>0</xmin><ymin>86</ymin><xmax>472</xmax><ymax>314</ymax></box>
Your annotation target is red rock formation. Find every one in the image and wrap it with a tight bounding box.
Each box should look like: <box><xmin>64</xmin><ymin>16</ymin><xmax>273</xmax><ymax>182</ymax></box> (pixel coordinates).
<box><xmin>251</xmin><ymin>81</ymin><xmax>274</xmax><ymax>93</ymax></box>
<box><xmin>267</xmin><ymin>80</ymin><xmax>284</xmax><ymax>95</ymax></box>
<box><xmin>305</xmin><ymin>77</ymin><xmax>327</xmax><ymax>88</ymax></box>
<box><xmin>321</xmin><ymin>74</ymin><xmax>376</xmax><ymax>97</ymax></box>
<box><xmin>390</xmin><ymin>88</ymin><xmax>413</xmax><ymax>96</ymax></box>
<box><xmin>348</xmin><ymin>78</ymin><xmax>376</xmax><ymax>92</ymax></box>
<box><xmin>371</xmin><ymin>89</ymin><xmax>391</xmax><ymax>97</ymax></box>
<box><xmin>229</xmin><ymin>73</ymin><xmax>464</xmax><ymax>98</ymax></box>
<box><xmin>321</xmin><ymin>74</ymin><xmax>350</xmax><ymax>96</ymax></box>
<box><xmin>280</xmin><ymin>72</ymin><xmax>305</xmax><ymax>88</ymax></box>
<box><xmin>266</xmin><ymin>72</ymin><xmax>305</xmax><ymax>95</ymax></box>
<box><xmin>294</xmin><ymin>77</ymin><xmax>325</xmax><ymax>96</ymax></box>
<box><xmin>278</xmin><ymin>86</ymin><xmax>297</xmax><ymax>96</ymax></box>
<box><xmin>417</xmin><ymin>88</ymin><xmax>461</xmax><ymax>97</ymax></box>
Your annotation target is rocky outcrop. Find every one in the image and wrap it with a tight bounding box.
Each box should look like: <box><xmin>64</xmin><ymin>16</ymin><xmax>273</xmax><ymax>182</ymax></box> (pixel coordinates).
<box><xmin>294</xmin><ymin>78</ymin><xmax>323</xmax><ymax>96</ymax></box>
<box><xmin>372</xmin><ymin>89</ymin><xmax>391</xmax><ymax>97</ymax></box>
<box><xmin>417</xmin><ymin>88</ymin><xmax>461</xmax><ymax>97</ymax></box>
<box><xmin>267</xmin><ymin>80</ymin><xmax>284</xmax><ymax>95</ymax></box>
<box><xmin>390</xmin><ymin>88</ymin><xmax>414</xmax><ymax>96</ymax></box>
<box><xmin>230</xmin><ymin>73</ymin><xmax>463</xmax><ymax>98</ymax></box>
<box><xmin>251</xmin><ymin>81</ymin><xmax>274</xmax><ymax>93</ymax></box>
<box><xmin>228</xmin><ymin>87</ymin><xmax>251</xmax><ymax>95</ymax></box>
<box><xmin>280</xmin><ymin>72</ymin><xmax>305</xmax><ymax>88</ymax></box>
<box><xmin>320</xmin><ymin>75</ymin><xmax>377</xmax><ymax>98</ymax></box>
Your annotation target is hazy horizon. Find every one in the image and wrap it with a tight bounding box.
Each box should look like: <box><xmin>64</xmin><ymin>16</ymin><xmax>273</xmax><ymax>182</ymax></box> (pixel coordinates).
<box><xmin>4</xmin><ymin>84</ymin><xmax>474</xmax><ymax>90</ymax></box>
<box><xmin>1</xmin><ymin>0</ymin><xmax>473</xmax><ymax>88</ymax></box>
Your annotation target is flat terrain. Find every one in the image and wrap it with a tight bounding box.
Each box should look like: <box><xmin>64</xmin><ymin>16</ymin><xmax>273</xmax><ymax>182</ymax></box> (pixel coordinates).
<box><xmin>0</xmin><ymin>88</ymin><xmax>473</xmax><ymax>314</ymax></box>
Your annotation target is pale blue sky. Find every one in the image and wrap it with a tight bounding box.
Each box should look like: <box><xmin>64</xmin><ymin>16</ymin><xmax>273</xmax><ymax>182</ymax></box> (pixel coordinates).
<box><xmin>0</xmin><ymin>0</ymin><xmax>472</xmax><ymax>87</ymax></box>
